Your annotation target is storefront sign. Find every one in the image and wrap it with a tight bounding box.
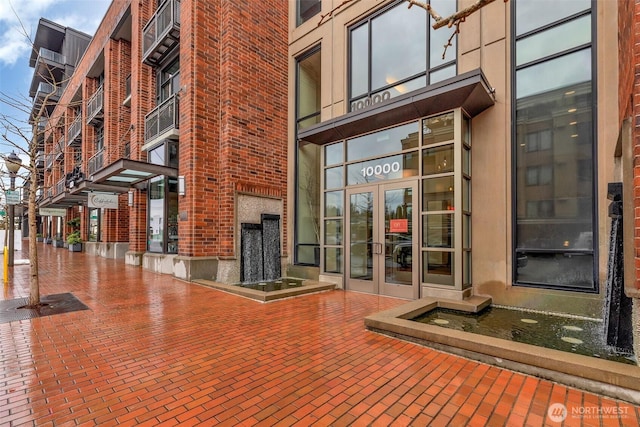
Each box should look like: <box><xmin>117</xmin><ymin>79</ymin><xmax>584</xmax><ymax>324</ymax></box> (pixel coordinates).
<box><xmin>390</xmin><ymin>219</ymin><xmax>408</xmax><ymax>233</ymax></box>
<box><xmin>39</xmin><ymin>208</ymin><xmax>66</xmax><ymax>217</ymax></box>
<box><xmin>88</xmin><ymin>193</ymin><xmax>119</xmax><ymax>209</ymax></box>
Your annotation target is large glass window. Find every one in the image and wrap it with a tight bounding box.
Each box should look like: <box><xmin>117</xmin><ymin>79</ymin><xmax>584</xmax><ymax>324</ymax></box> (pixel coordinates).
<box><xmin>296</xmin><ymin>0</ymin><xmax>321</xmax><ymax>26</ymax></box>
<box><xmin>158</xmin><ymin>59</ymin><xmax>180</xmax><ymax>103</ymax></box>
<box><xmin>513</xmin><ymin>0</ymin><xmax>595</xmax><ymax>291</ymax></box>
<box><xmin>147</xmin><ymin>143</ymin><xmax>179</xmax><ymax>254</ymax></box>
<box><xmin>349</xmin><ymin>0</ymin><xmax>456</xmax><ymax>112</ymax></box>
<box><xmin>295</xmin><ymin>48</ymin><xmax>322</xmax><ymax>265</ymax></box>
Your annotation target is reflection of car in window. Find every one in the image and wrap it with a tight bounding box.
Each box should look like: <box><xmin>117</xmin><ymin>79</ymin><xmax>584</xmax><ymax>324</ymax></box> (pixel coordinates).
<box><xmin>386</xmin><ymin>233</ymin><xmax>412</xmax><ymax>267</ymax></box>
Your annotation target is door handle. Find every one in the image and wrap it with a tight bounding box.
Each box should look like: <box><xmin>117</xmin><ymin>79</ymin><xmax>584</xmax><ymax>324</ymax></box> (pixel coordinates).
<box><xmin>373</xmin><ymin>242</ymin><xmax>383</xmax><ymax>254</ymax></box>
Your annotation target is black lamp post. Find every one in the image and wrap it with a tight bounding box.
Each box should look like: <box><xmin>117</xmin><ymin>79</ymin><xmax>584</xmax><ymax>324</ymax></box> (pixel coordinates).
<box><xmin>5</xmin><ymin>152</ymin><xmax>22</xmax><ymax>267</ymax></box>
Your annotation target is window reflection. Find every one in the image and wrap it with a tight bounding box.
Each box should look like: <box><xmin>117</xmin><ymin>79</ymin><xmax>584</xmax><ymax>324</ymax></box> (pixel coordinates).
<box><xmin>348</xmin><ymin>1</ymin><xmax>455</xmax><ymax>112</ymax></box>
<box><xmin>516</xmin><ymin>48</ymin><xmax>591</xmax><ymax>99</ymax></box>
<box><xmin>371</xmin><ymin>5</ymin><xmax>426</xmax><ymax>90</ymax></box>
<box><xmin>514</xmin><ymin>0</ymin><xmax>595</xmax><ymax>291</ymax></box>
<box><xmin>347</xmin><ymin>122</ymin><xmax>419</xmax><ymax>162</ymax></box>
<box><xmin>515</xmin><ymin>0</ymin><xmax>590</xmax><ymax>35</ymax></box>
<box><xmin>516</xmin><ymin>15</ymin><xmax>590</xmax><ymax>66</ymax></box>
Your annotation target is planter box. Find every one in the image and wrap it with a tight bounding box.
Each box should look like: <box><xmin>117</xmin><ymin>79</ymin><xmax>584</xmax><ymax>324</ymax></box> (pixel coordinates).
<box><xmin>68</xmin><ymin>243</ymin><xmax>83</xmax><ymax>252</ymax></box>
<box><xmin>45</xmin><ymin>238</ymin><xmax>52</xmax><ymax>244</ymax></box>
<box><xmin>37</xmin><ymin>237</ymin><xmax>44</xmax><ymax>242</ymax></box>
<box><xmin>53</xmin><ymin>240</ymin><xmax>64</xmax><ymax>248</ymax></box>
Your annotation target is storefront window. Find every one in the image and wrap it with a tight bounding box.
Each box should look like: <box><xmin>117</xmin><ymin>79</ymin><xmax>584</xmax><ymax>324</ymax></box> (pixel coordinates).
<box><xmin>88</xmin><ymin>208</ymin><xmax>100</xmax><ymax>241</ymax></box>
<box><xmin>148</xmin><ymin>177</ymin><xmax>165</xmax><ymax>253</ymax></box>
<box><xmin>147</xmin><ymin>143</ymin><xmax>179</xmax><ymax>254</ymax></box>
<box><xmin>513</xmin><ymin>0</ymin><xmax>595</xmax><ymax>291</ymax></box>
<box><xmin>295</xmin><ymin>47</ymin><xmax>322</xmax><ymax>265</ymax></box>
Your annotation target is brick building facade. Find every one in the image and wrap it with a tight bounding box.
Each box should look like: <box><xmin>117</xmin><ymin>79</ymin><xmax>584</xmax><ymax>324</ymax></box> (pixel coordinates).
<box><xmin>33</xmin><ymin>0</ymin><xmax>289</xmax><ymax>283</ymax></box>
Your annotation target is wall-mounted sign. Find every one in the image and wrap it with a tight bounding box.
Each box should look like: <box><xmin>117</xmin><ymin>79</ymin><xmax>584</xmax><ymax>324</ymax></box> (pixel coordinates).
<box><xmin>88</xmin><ymin>193</ymin><xmax>119</xmax><ymax>209</ymax></box>
<box><xmin>39</xmin><ymin>208</ymin><xmax>67</xmax><ymax>217</ymax></box>
<box><xmin>389</xmin><ymin>219</ymin><xmax>408</xmax><ymax>233</ymax></box>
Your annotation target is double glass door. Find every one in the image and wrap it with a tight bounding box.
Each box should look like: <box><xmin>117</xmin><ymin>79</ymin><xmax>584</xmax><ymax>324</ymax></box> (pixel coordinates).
<box><xmin>345</xmin><ymin>181</ymin><xmax>418</xmax><ymax>299</ymax></box>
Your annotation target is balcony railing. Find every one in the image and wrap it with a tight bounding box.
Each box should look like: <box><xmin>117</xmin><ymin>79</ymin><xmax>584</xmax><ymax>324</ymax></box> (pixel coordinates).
<box><xmin>35</xmin><ymin>151</ymin><xmax>45</xmax><ymax>168</ymax></box>
<box><xmin>45</xmin><ymin>153</ymin><xmax>54</xmax><ymax>170</ymax></box>
<box><xmin>142</xmin><ymin>0</ymin><xmax>181</xmax><ymax>66</ymax></box>
<box><xmin>56</xmin><ymin>178</ymin><xmax>65</xmax><ymax>196</ymax></box>
<box><xmin>35</xmin><ymin>82</ymin><xmax>61</xmax><ymax>102</ymax></box>
<box><xmin>88</xmin><ymin>149</ymin><xmax>104</xmax><ymax>176</ymax></box>
<box><xmin>37</xmin><ymin>47</ymin><xmax>65</xmax><ymax>68</ymax></box>
<box><xmin>54</xmin><ymin>140</ymin><xmax>65</xmax><ymax>161</ymax></box>
<box><xmin>87</xmin><ymin>85</ymin><xmax>104</xmax><ymax>126</ymax></box>
<box><xmin>67</xmin><ymin>114</ymin><xmax>82</xmax><ymax>146</ymax></box>
<box><xmin>145</xmin><ymin>94</ymin><xmax>179</xmax><ymax>145</ymax></box>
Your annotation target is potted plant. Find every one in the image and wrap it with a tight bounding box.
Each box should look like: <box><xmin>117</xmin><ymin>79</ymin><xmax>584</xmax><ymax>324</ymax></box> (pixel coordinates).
<box><xmin>67</xmin><ymin>231</ymin><xmax>83</xmax><ymax>252</ymax></box>
<box><xmin>53</xmin><ymin>233</ymin><xmax>64</xmax><ymax>248</ymax></box>
<box><xmin>36</xmin><ymin>233</ymin><xmax>43</xmax><ymax>243</ymax></box>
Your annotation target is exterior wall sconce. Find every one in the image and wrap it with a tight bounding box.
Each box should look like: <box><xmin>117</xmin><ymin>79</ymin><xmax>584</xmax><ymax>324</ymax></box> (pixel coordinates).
<box><xmin>178</xmin><ymin>176</ymin><xmax>185</xmax><ymax>196</ymax></box>
<box><xmin>128</xmin><ymin>189</ymin><xmax>134</xmax><ymax>206</ymax></box>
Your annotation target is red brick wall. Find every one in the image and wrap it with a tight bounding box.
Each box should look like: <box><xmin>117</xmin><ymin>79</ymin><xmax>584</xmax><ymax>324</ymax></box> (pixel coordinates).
<box><xmin>178</xmin><ymin>0</ymin><xmax>289</xmax><ymax>257</ymax></box>
<box><xmin>634</xmin><ymin>1</ymin><xmax>640</xmax><ymax>291</ymax></box>
<box><xmin>128</xmin><ymin>0</ymin><xmax>154</xmax><ymax>252</ymax></box>
<box><xmin>624</xmin><ymin>0</ymin><xmax>640</xmax><ymax>291</ymax></box>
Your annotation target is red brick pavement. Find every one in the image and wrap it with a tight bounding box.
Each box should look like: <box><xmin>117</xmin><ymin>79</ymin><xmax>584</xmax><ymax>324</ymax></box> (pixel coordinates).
<box><xmin>0</xmin><ymin>244</ymin><xmax>638</xmax><ymax>426</ymax></box>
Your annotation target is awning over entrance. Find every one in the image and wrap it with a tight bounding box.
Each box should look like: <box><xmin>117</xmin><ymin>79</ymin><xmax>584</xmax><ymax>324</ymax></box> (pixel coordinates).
<box><xmin>74</xmin><ymin>158</ymin><xmax>178</xmax><ymax>194</ymax></box>
<box><xmin>298</xmin><ymin>69</ymin><xmax>495</xmax><ymax>145</ymax></box>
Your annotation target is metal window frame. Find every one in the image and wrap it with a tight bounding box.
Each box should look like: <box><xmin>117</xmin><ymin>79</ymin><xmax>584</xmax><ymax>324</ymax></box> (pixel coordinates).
<box><xmin>510</xmin><ymin>0</ymin><xmax>598</xmax><ymax>293</ymax></box>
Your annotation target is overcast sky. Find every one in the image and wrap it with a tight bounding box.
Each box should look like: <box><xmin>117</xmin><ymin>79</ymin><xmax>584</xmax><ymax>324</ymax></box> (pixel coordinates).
<box><xmin>0</xmin><ymin>0</ymin><xmax>111</xmax><ymax>162</ymax></box>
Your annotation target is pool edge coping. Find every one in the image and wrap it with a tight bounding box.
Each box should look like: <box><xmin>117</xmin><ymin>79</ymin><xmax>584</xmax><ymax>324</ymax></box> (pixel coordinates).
<box><xmin>364</xmin><ymin>298</ymin><xmax>640</xmax><ymax>404</ymax></box>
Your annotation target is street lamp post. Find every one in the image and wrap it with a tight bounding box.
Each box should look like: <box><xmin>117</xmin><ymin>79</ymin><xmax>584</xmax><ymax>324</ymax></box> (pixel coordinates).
<box><xmin>5</xmin><ymin>152</ymin><xmax>22</xmax><ymax>267</ymax></box>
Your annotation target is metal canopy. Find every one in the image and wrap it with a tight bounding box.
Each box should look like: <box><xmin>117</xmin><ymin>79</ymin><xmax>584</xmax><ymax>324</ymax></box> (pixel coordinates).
<box><xmin>89</xmin><ymin>158</ymin><xmax>178</xmax><ymax>189</ymax></box>
<box><xmin>298</xmin><ymin>69</ymin><xmax>495</xmax><ymax>145</ymax></box>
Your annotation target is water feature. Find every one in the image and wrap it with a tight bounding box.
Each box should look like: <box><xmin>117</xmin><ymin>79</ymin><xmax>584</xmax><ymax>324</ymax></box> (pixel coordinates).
<box><xmin>236</xmin><ymin>277</ymin><xmax>304</xmax><ymax>292</ymax></box>
<box><xmin>604</xmin><ymin>182</ymin><xmax>634</xmax><ymax>353</ymax></box>
<box><xmin>412</xmin><ymin>305</ymin><xmax>636</xmax><ymax>365</ymax></box>
<box><xmin>240</xmin><ymin>214</ymin><xmax>281</xmax><ymax>283</ymax></box>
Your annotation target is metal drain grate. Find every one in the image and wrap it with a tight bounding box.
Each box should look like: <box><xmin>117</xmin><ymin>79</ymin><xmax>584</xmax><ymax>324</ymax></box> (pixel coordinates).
<box><xmin>0</xmin><ymin>293</ymin><xmax>89</xmax><ymax>324</ymax></box>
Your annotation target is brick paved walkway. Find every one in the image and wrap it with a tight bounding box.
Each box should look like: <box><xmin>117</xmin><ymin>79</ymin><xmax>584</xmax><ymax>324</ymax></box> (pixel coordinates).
<box><xmin>1</xmin><ymin>244</ymin><xmax>639</xmax><ymax>426</ymax></box>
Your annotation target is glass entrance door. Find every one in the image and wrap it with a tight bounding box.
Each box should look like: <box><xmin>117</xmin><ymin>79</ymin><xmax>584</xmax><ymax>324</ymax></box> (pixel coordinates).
<box><xmin>345</xmin><ymin>181</ymin><xmax>418</xmax><ymax>299</ymax></box>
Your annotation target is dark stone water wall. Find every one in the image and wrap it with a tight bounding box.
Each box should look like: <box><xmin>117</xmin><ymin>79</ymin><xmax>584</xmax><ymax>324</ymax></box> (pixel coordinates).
<box><xmin>604</xmin><ymin>183</ymin><xmax>634</xmax><ymax>353</ymax></box>
<box><xmin>241</xmin><ymin>223</ymin><xmax>264</xmax><ymax>283</ymax></box>
<box><xmin>261</xmin><ymin>214</ymin><xmax>281</xmax><ymax>281</ymax></box>
<box><xmin>240</xmin><ymin>214</ymin><xmax>281</xmax><ymax>283</ymax></box>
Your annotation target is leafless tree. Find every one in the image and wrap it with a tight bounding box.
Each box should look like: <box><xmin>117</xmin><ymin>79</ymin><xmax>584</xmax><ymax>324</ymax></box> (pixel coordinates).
<box><xmin>0</xmin><ymin>7</ymin><xmax>74</xmax><ymax>307</ymax></box>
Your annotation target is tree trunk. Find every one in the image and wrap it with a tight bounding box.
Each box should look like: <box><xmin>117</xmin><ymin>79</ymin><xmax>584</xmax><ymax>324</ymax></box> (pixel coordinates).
<box><xmin>27</xmin><ymin>159</ymin><xmax>39</xmax><ymax>306</ymax></box>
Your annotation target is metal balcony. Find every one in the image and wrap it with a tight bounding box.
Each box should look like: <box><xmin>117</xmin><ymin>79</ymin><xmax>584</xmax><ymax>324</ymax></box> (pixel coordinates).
<box><xmin>36</xmin><ymin>47</ymin><xmax>65</xmax><ymax>71</ymax></box>
<box><xmin>35</xmin><ymin>151</ymin><xmax>45</xmax><ymax>168</ymax></box>
<box><xmin>35</xmin><ymin>82</ymin><xmax>61</xmax><ymax>103</ymax></box>
<box><xmin>67</xmin><ymin>115</ymin><xmax>82</xmax><ymax>146</ymax></box>
<box><xmin>54</xmin><ymin>140</ymin><xmax>65</xmax><ymax>162</ymax></box>
<box><xmin>56</xmin><ymin>178</ymin><xmax>65</xmax><ymax>196</ymax></box>
<box><xmin>88</xmin><ymin>149</ymin><xmax>104</xmax><ymax>176</ymax></box>
<box><xmin>144</xmin><ymin>94</ymin><xmax>179</xmax><ymax>147</ymax></box>
<box><xmin>142</xmin><ymin>0</ymin><xmax>181</xmax><ymax>66</ymax></box>
<box><xmin>87</xmin><ymin>85</ymin><xmax>104</xmax><ymax>126</ymax></box>
<box><xmin>45</xmin><ymin>153</ymin><xmax>54</xmax><ymax>170</ymax></box>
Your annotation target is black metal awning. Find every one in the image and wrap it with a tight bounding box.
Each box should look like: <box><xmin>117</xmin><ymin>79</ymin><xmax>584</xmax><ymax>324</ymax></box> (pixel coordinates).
<box><xmin>298</xmin><ymin>69</ymin><xmax>495</xmax><ymax>145</ymax></box>
<box><xmin>82</xmin><ymin>158</ymin><xmax>178</xmax><ymax>192</ymax></box>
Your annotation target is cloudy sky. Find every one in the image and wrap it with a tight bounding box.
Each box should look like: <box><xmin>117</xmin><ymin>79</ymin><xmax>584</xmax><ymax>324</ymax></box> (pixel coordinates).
<box><xmin>0</xmin><ymin>0</ymin><xmax>111</xmax><ymax>156</ymax></box>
